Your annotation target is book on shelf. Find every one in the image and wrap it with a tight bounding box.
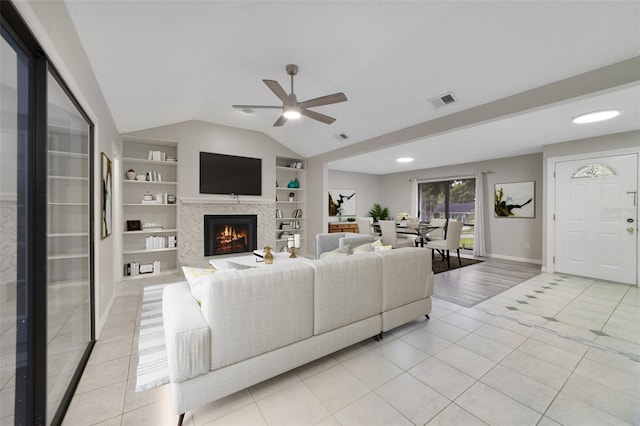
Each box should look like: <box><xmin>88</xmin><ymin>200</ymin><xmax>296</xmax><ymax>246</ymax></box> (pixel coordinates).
<box><xmin>147</xmin><ymin>150</ymin><xmax>167</xmax><ymax>161</ymax></box>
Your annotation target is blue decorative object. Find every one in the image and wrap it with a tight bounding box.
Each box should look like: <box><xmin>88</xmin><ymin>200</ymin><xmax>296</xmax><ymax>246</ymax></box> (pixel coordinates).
<box><xmin>287</xmin><ymin>178</ymin><xmax>299</xmax><ymax>188</ymax></box>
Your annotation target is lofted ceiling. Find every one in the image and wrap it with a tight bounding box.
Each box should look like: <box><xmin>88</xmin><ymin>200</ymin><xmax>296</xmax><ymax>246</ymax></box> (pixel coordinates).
<box><xmin>64</xmin><ymin>1</ymin><xmax>640</xmax><ymax>175</ymax></box>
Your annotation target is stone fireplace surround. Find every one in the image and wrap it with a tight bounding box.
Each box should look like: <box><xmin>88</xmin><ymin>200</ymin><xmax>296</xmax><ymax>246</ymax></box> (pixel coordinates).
<box><xmin>179</xmin><ymin>197</ymin><xmax>275</xmax><ymax>263</ymax></box>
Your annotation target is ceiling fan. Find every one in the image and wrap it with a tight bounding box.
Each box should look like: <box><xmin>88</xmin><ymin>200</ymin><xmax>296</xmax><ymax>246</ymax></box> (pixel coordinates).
<box><xmin>232</xmin><ymin>64</ymin><xmax>347</xmax><ymax>127</ymax></box>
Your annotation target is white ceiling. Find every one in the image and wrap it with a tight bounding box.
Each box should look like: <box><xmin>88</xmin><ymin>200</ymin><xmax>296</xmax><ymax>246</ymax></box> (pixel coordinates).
<box><xmin>64</xmin><ymin>1</ymin><xmax>640</xmax><ymax>175</ymax></box>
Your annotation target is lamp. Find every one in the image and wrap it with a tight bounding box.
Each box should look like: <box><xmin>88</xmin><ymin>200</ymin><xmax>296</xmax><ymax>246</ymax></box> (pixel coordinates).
<box><xmin>288</xmin><ymin>234</ymin><xmax>300</xmax><ymax>258</ymax></box>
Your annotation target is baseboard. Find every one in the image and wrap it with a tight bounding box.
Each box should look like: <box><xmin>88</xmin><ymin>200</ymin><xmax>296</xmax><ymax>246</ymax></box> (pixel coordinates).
<box><xmin>95</xmin><ymin>293</ymin><xmax>115</xmax><ymax>340</ymax></box>
<box><xmin>486</xmin><ymin>253</ymin><xmax>543</xmax><ymax>266</ymax></box>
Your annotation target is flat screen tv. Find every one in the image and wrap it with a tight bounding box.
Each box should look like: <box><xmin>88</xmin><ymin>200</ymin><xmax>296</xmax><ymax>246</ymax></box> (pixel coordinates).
<box><xmin>199</xmin><ymin>152</ymin><xmax>262</xmax><ymax>196</ymax></box>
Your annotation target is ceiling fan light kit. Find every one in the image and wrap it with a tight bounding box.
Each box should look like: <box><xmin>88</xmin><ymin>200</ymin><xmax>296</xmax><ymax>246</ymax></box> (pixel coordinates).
<box><xmin>232</xmin><ymin>64</ymin><xmax>347</xmax><ymax>126</ymax></box>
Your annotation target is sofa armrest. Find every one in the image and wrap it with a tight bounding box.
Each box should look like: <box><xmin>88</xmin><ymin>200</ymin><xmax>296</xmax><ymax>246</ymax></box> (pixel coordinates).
<box><xmin>315</xmin><ymin>233</ymin><xmax>346</xmax><ymax>259</ymax></box>
<box><xmin>163</xmin><ymin>282</ymin><xmax>210</xmax><ymax>383</ymax></box>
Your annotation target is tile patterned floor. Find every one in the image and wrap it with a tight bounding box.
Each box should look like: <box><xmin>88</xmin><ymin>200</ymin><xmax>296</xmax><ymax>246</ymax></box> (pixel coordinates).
<box><xmin>61</xmin><ymin>267</ymin><xmax>640</xmax><ymax>426</ymax></box>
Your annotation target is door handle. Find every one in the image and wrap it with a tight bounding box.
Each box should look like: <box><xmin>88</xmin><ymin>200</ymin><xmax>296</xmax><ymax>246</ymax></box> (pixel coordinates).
<box><xmin>627</xmin><ymin>227</ymin><xmax>635</xmax><ymax>233</ymax></box>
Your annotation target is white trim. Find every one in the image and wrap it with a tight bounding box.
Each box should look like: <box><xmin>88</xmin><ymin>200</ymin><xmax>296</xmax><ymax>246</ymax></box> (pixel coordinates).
<box><xmin>180</xmin><ymin>197</ymin><xmax>275</xmax><ymax>205</ymax></box>
<box><xmin>0</xmin><ymin>193</ymin><xmax>18</xmax><ymax>202</ymax></box>
<box><xmin>94</xmin><ymin>293</ymin><xmax>114</xmax><ymax>340</ymax></box>
<box><xmin>546</xmin><ymin>146</ymin><xmax>640</xmax><ymax>285</ymax></box>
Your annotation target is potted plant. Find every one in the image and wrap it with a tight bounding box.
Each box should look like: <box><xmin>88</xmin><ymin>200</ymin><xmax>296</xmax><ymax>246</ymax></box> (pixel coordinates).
<box><xmin>368</xmin><ymin>203</ymin><xmax>389</xmax><ymax>222</ymax></box>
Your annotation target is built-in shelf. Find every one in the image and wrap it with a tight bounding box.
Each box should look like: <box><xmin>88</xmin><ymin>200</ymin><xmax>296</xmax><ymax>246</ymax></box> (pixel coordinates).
<box><xmin>48</xmin><ymin>232</ymin><xmax>89</xmax><ymax>237</ymax></box>
<box><xmin>121</xmin><ymin>268</ymin><xmax>179</xmax><ymax>281</ymax></box>
<box><xmin>122</xmin><ymin>136</ymin><xmax>179</xmax><ymax>280</ymax></box>
<box><xmin>275</xmin><ymin>157</ymin><xmax>305</xmax><ymax>252</ymax></box>
<box><xmin>48</xmin><ymin>150</ymin><xmax>88</xmax><ymax>159</ymax></box>
<box><xmin>48</xmin><ymin>202</ymin><xmax>88</xmax><ymax>206</ymax></box>
<box><xmin>123</xmin><ymin>247</ymin><xmax>178</xmax><ymax>255</ymax></box>
<box><xmin>48</xmin><ymin>253</ymin><xmax>90</xmax><ymax>260</ymax></box>
<box><xmin>123</xmin><ymin>157</ymin><xmax>178</xmax><ymax>166</ymax></box>
<box><xmin>123</xmin><ymin>180</ymin><xmax>177</xmax><ymax>185</ymax></box>
<box><xmin>123</xmin><ymin>203</ymin><xmax>177</xmax><ymax>207</ymax></box>
<box><xmin>48</xmin><ymin>175</ymin><xmax>88</xmax><ymax>181</ymax></box>
<box><xmin>123</xmin><ymin>228</ymin><xmax>178</xmax><ymax>235</ymax></box>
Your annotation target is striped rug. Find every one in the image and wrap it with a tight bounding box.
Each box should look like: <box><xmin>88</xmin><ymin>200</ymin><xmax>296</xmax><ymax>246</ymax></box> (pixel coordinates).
<box><xmin>135</xmin><ymin>284</ymin><xmax>170</xmax><ymax>392</ymax></box>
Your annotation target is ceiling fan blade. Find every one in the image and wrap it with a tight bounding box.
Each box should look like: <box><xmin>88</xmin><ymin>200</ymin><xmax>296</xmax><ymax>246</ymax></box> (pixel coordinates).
<box><xmin>300</xmin><ymin>108</ymin><xmax>336</xmax><ymax>124</ymax></box>
<box><xmin>298</xmin><ymin>92</ymin><xmax>347</xmax><ymax>109</ymax></box>
<box><xmin>273</xmin><ymin>115</ymin><xmax>287</xmax><ymax>127</ymax></box>
<box><xmin>263</xmin><ymin>79</ymin><xmax>289</xmax><ymax>102</ymax></box>
<box><xmin>232</xmin><ymin>104</ymin><xmax>282</xmax><ymax>109</ymax></box>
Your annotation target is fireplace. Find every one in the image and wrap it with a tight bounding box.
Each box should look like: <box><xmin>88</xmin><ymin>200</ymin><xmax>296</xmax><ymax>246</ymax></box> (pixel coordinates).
<box><xmin>204</xmin><ymin>214</ymin><xmax>257</xmax><ymax>256</ymax></box>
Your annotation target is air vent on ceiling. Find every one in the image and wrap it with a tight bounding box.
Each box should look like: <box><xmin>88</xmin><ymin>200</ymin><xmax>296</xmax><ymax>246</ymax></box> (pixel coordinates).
<box><xmin>428</xmin><ymin>92</ymin><xmax>457</xmax><ymax>108</ymax></box>
<box><xmin>334</xmin><ymin>132</ymin><xmax>350</xmax><ymax>141</ymax></box>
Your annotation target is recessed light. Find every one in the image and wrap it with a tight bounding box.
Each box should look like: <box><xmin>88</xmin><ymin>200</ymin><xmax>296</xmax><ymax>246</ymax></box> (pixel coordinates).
<box><xmin>396</xmin><ymin>157</ymin><xmax>414</xmax><ymax>163</ymax></box>
<box><xmin>573</xmin><ymin>110</ymin><xmax>620</xmax><ymax>124</ymax></box>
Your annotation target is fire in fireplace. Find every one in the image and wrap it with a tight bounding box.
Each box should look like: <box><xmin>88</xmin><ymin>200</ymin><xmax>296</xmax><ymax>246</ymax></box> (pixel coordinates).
<box><xmin>204</xmin><ymin>214</ymin><xmax>257</xmax><ymax>256</ymax></box>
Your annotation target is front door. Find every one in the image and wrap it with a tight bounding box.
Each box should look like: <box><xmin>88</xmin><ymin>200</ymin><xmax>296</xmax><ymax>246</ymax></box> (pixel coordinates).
<box><xmin>555</xmin><ymin>153</ymin><xmax>638</xmax><ymax>285</ymax></box>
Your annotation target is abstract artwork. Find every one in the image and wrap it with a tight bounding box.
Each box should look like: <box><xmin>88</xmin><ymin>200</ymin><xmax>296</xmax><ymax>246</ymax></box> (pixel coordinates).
<box><xmin>101</xmin><ymin>152</ymin><xmax>112</xmax><ymax>238</ymax></box>
<box><xmin>328</xmin><ymin>188</ymin><xmax>357</xmax><ymax>217</ymax></box>
<box><xmin>494</xmin><ymin>181</ymin><xmax>534</xmax><ymax>218</ymax></box>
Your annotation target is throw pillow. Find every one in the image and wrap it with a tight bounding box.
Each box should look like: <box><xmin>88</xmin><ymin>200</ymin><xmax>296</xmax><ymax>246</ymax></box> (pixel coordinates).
<box><xmin>371</xmin><ymin>239</ymin><xmax>383</xmax><ymax>249</ymax></box>
<box><xmin>352</xmin><ymin>242</ymin><xmax>373</xmax><ymax>253</ymax></box>
<box><xmin>373</xmin><ymin>244</ymin><xmax>393</xmax><ymax>251</ymax></box>
<box><xmin>320</xmin><ymin>245</ymin><xmax>351</xmax><ymax>259</ymax></box>
<box><xmin>182</xmin><ymin>266</ymin><xmax>216</xmax><ymax>303</ymax></box>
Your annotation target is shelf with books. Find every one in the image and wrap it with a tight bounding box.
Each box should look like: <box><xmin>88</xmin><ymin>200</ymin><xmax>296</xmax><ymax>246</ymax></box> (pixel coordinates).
<box><xmin>275</xmin><ymin>156</ymin><xmax>305</xmax><ymax>252</ymax></box>
<box><xmin>122</xmin><ymin>136</ymin><xmax>179</xmax><ymax>280</ymax></box>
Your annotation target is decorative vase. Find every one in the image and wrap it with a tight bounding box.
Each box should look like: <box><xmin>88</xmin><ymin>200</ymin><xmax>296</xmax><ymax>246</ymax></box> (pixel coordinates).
<box><xmin>263</xmin><ymin>246</ymin><xmax>273</xmax><ymax>264</ymax></box>
<box><xmin>127</xmin><ymin>170</ymin><xmax>136</xmax><ymax>180</ymax></box>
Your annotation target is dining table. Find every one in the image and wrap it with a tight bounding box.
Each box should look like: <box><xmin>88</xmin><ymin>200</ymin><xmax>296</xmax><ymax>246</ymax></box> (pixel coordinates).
<box><xmin>395</xmin><ymin>223</ymin><xmax>443</xmax><ymax>247</ymax></box>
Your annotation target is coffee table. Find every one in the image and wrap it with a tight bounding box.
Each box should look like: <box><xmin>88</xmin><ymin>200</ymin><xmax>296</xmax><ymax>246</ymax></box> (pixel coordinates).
<box><xmin>211</xmin><ymin>252</ymin><xmax>310</xmax><ymax>269</ymax></box>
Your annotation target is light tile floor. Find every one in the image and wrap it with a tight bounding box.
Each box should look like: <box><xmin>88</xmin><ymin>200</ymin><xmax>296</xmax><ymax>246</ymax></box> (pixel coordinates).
<box><xmin>62</xmin><ymin>269</ymin><xmax>640</xmax><ymax>426</ymax></box>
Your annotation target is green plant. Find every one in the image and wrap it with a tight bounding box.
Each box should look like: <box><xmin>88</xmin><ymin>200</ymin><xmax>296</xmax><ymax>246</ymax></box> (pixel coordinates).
<box><xmin>368</xmin><ymin>203</ymin><xmax>389</xmax><ymax>221</ymax></box>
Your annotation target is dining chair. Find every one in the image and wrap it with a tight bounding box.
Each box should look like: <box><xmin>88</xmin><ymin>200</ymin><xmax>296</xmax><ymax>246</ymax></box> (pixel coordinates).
<box><xmin>425</xmin><ymin>220</ymin><xmax>464</xmax><ymax>269</ymax></box>
<box><xmin>425</xmin><ymin>218</ymin><xmax>447</xmax><ymax>241</ymax></box>
<box><xmin>379</xmin><ymin>220</ymin><xmax>414</xmax><ymax>248</ymax></box>
<box><xmin>357</xmin><ymin>218</ymin><xmax>373</xmax><ymax>235</ymax></box>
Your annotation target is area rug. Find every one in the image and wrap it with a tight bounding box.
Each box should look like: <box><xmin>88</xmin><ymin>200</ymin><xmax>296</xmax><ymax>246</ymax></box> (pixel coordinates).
<box><xmin>432</xmin><ymin>256</ymin><xmax>482</xmax><ymax>274</ymax></box>
<box><xmin>135</xmin><ymin>284</ymin><xmax>170</xmax><ymax>392</ymax></box>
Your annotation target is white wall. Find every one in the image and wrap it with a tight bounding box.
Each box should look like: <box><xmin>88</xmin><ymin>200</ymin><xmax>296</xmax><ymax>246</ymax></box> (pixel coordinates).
<box><xmin>14</xmin><ymin>1</ymin><xmax>121</xmax><ymax>337</ymax></box>
<box><xmin>126</xmin><ymin>120</ymin><xmax>302</xmax><ymax>201</ymax></box>
<box><xmin>328</xmin><ymin>170</ymin><xmax>381</xmax><ymax>219</ymax></box>
<box><xmin>372</xmin><ymin>153</ymin><xmax>544</xmax><ymax>263</ymax></box>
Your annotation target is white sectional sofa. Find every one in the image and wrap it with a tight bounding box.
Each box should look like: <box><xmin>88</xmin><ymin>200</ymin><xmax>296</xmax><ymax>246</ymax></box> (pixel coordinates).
<box><xmin>162</xmin><ymin>247</ymin><xmax>433</xmax><ymax>424</ymax></box>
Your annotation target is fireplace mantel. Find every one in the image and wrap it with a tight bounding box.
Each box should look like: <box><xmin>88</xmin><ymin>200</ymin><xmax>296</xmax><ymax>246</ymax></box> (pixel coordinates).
<box><xmin>180</xmin><ymin>197</ymin><xmax>274</xmax><ymax>205</ymax></box>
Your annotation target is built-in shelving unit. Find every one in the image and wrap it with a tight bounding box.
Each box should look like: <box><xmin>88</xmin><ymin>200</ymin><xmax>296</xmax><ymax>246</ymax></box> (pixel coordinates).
<box><xmin>121</xmin><ymin>136</ymin><xmax>179</xmax><ymax>279</ymax></box>
<box><xmin>47</xmin><ymin>126</ymin><xmax>91</xmax><ymax>284</ymax></box>
<box><xmin>275</xmin><ymin>157</ymin><xmax>305</xmax><ymax>252</ymax></box>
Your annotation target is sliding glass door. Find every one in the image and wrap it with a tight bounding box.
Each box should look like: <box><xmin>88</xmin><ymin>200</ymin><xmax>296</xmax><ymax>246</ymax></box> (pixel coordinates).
<box><xmin>1</xmin><ymin>21</ymin><xmax>31</xmax><ymax>425</ymax></box>
<box><xmin>418</xmin><ymin>178</ymin><xmax>476</xmax><ymax>249</ymax></box>
<box><xmin>2</xmin><ymin>2</ymin><xmax>95</xmax><ymax>423</ymax></box>
<box><xmin>46</xmin><ymin>70</ymin><xmax>94</xmax><ymax>424</ymax></box>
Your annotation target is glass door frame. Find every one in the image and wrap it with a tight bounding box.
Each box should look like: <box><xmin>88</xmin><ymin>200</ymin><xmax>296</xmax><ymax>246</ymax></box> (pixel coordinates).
<box><xmin>1</xmin><ymin>2</ymin><xmax>95</xmax><ymax>424</ymax></box>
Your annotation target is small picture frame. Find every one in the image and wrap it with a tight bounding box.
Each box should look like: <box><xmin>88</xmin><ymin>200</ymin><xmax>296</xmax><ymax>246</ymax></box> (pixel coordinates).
<box><xmin>126</xmin><ymin>220</ymin><xmax>142</xmax><ymax>231</ymax></box>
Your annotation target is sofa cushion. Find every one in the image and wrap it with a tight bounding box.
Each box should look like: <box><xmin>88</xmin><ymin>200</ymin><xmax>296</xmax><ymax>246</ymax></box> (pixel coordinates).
<box><xmin>201</xmin><ymin>262</ymin><xmax>314</xmax><ymax>370</ymax></box>
<box><xmin>182</xmin><ymin>266</ymin><xmax>234</xmax><ymax>303</ymax></box>
<box><xmin>352</xmin><ymin>242</ymin><xmax>373</xmax><ymax>253</ymax></box>
<box><xmin>319</xmin><ymin>245</ymin><xmax>351</xmax><ymax>259</ymax></box>
<box><xmin>310</xmin><ymin>253</ymin><xmax>383</xmax><ymax>335</ymax></box>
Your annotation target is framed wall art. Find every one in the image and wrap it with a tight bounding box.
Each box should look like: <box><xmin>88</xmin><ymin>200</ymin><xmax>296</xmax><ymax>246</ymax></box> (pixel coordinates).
<box><xmin>494</xmin><ymin>181</ymin><xmax>535</xmax><ymax>218</ymax></box>
<box><xmin>101</xmin><ymin>152</ymin><xmax>113</xmax><ymax>238</ymax></box>
<box><xmin>328</xmin><ymin>188</ymin><xmax>357</xmax><ymax>217</ymax></box>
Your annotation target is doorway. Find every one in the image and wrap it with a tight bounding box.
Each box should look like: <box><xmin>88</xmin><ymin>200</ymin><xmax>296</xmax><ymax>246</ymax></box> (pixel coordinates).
<box><xmin>553</xmin><ymin>153</ymin><xmax>638</xmax><ymax>285</ymax></box>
